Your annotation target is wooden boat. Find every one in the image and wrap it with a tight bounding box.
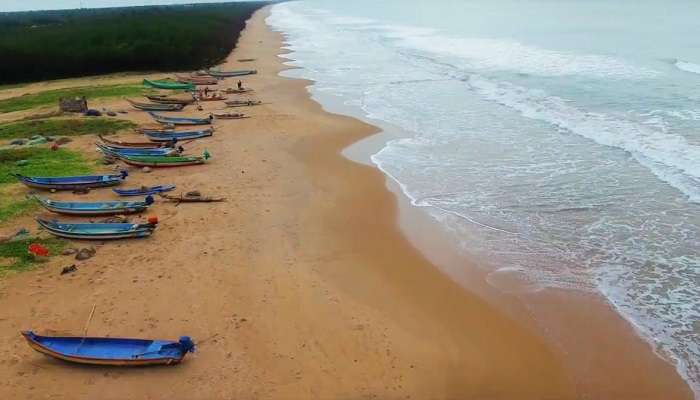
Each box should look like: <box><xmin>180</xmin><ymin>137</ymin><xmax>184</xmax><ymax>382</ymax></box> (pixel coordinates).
<box><xmin>175</xmin><ymin>74</ymin><xmax>219</xmax><ymax>85</ymax></box>
<box><xmin>225</xmin><ymin>100</ymin><xmax>262</xmax><ymax>107</ymax></box>
<box><xmin>98</xmin><ymin>135</ymin><xmax>176</xmax><ymax>149</ymax></box>
<box><xmin>224</xmin><ymin>88</ymin><xmax>254</xmax><ymax>95</ymax></box>
<box><xmin>143</xmin><ymin>79</ymin><xmax>194</xmax><ymax>91</ymax></box>
<box><xmin>97</xmin><ymin>143</ymin><xmax>180</xmax><ymax>157</ymax></box>
<box><xmin>34</xmin><ymin>196</ymin><xmax>153</xmax><ymax>216</ymax></box>
<box><xmin>160</xmin><ymin>192</ymin><xmax>225</xmax><ymax>204</ymax></box>
<box><xmin>195</xmin><ymin>94</ymin><xmax>227</xmax><ymax>102</ymax></box>
<box><xmin>14</xmin><ymin>171</ymin><xmax>127</xmax><ymax>191</ymax></box>
<box><xmin>21</xmin><ymin>331</ymin><xmax>194</xmax><ymax>366</ymax></box>
<box><xmin>135</xmin><ymin>124</ymin><xmax>175</xmax><ymax>134</ymax></box>
<box><xmin>149</xmin><ymin>112</ymin><xmax>212</xmax><ymax>126</ymax></box>
<box><xmin>207</xmin><ymin>68</ymin><xmax>257</xmax><ymax>78</ymax></box>
<box><xmin>126</xmin><ymin>99</ymin><xmax>184</xmax><ymax>112</ymax></box>
<box><xmin>115</xmin><ymin>153</ymin><xmax>209</xmax><ymax>168</ymax></box>
<box><xmin>37</xmin><ymin>218</ymin><xmax>157</xmax><ymax>240</ymax></box>
<box><xmin>113</xmin><ymin>185</ymin><xmax>176</xmax><ymax>197</ymax></box>
<box><xmin>213</xmin><ymin>112</ymin><xmax>248</xmax><ymax>120</ymax></box>
<box><xmin>145</xmin><ymin>94</ymin><xmax>196</xmax><ymax>105</ymax></box>
<box><xmin>145</xmin><ymin>129</ymin><xmax>213</xmax><ymax>142</ymax></box>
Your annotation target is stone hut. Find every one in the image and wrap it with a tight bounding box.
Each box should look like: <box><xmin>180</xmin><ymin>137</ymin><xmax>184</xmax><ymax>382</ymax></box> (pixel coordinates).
<box><xmin>59</xmin><ymin>96</ymin><xmax>87</xmax><ymax>113</ymax></box>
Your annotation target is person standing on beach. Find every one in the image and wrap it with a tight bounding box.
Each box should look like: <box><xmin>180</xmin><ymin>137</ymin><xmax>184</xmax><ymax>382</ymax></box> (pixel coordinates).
<box><xmin>237</xmin><ymin>80</ymin><xmax>243</xmax><ymax>90</ymax></box>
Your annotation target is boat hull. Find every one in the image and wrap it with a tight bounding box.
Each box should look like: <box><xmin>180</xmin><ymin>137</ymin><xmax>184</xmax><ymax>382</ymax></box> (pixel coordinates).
<box><xmin>113</xmin><ymin>185</ymin><xmax>176</xmax><ymax>197</ymax></box>
<box><xmin>37</xmin><ymin>219</ymin><xmax>156</xmax><ymax>240</ymax></box>
<box><xmin>35</xmin><ymin>197</ymin><xmax>150</xmax><ymax>216</ymax></box>
<box><xmin>15</xmin><ymin>173</ymin><xmax>127</xmax><ymax>191</ymax></box>
<box><xmin>143</xmin><ymin>79</ymin><xmax>194</xmax><ymax>90</ymax></box>
<box><xmin>118</xmin><ymin>156</ymin><xmax>205</xmax><ymax>168</ymax></box>
<box><xmin>21</xmin><ymin>331</ymin><xmax>193</xmax><ymax>367</ymax></box>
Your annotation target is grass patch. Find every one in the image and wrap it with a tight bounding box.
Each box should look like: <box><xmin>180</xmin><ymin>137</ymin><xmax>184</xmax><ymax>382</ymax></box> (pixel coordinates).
<box><xmin>0</xmin><ymin>83</ymin><xmax>25</xmax><ymax>91</ymax></box>
<box><xmin>0</xmin><ymin>84</ymin><xmax>141</xmax><ymax>113</ymax></box>
<box><xmin>0</xmin><ymin>117</ymin><xmax>134</xmax><ymax>140</ymax></box>
<box><xmin>0</xmin><ymin>147</ymin><xmax>93</xmax><ymax>185</ymax></box>
<box><xmin>0</xmin><ymin>147</ymin><xmax>93</xmax><ymax>224</ymax></box>
<box><xmin>0</xmin><ymin>197</ymin><xmax>37</xmax><ymax>224</ymax></box>
<box><xmin>0</xmin><ymin>237</ymin><xmax>67</xmax><ymax>274</ymax></box>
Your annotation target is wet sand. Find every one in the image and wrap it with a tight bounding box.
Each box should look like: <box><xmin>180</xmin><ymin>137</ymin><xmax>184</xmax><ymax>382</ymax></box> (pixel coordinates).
<box><xmin>0</xmin><ymin>7</ymin><xmax>692</xmax><ymax>400</ymax></box>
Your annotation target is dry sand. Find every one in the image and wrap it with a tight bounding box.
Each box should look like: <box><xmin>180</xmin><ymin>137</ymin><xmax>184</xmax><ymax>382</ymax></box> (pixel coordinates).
<box><xmin>0</xmin><ymin>7</ymin><xmax>693</xmax><ymax>400</ymax></box>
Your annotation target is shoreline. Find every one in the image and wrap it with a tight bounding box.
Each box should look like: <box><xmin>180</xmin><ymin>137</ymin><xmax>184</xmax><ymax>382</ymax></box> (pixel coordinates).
<box><xmin>0</xmin><ymin>6</ymin><xmax>693</xmax><ymax>399</ymax></box>
<box><xmin>272</xmin><ymin>20</ymin><xmax>695</xmax><ymax>398</ymax></box>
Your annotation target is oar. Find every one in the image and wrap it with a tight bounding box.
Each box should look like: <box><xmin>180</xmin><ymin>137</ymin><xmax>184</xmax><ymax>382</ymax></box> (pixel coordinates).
<box><xmin>77</xmin><ymin>304</ymin><xmax>96</xmax><ymax>352</ymax></box>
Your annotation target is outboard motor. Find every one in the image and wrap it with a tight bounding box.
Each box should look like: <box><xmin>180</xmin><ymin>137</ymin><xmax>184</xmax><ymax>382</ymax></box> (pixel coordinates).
<box><xmin>145</xmin><ymin>195</ymin><xmax>154</xmax><ymax>205</ymax></box>
<box><xmin>178</xmin><ymin>336</ymin><xmax>196</xmax><ymax>353</ymax></box>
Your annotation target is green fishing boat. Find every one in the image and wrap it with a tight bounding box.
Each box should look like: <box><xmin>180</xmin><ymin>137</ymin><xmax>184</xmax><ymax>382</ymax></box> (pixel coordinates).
<box><xmin>143</xmin><ymin>79</ymin><xmax>194</xmax><ymax>90</ymax></box>
<box><xmin>116</xmin><ymin>151</ymin><xmax>210</xmax><ymax>168</ymax></box>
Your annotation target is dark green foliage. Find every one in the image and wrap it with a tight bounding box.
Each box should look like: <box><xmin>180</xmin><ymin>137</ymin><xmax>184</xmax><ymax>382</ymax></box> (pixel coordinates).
<box><xmin>0</xmin><ymin>84</ymin><xmax>142</xmax><ymax>113</ymax></box>
<box><xmin>0</xmin><ymin>237</ymin><xmax>66</xmax><ymax>273</ymax></box>
<box><xmin>0</xmin><ymin>118</ymin><xmax>135</xmax><ymax>139</ymax></box>
<box><xmin>0</xmin><ymin>2</ymin><xmax>269</xmax><ymax>84</ymax></box>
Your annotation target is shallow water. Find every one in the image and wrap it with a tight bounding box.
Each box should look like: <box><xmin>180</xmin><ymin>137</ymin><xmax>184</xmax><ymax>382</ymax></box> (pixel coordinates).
<box><xmin>267</xmin><ymin>0</ymin><xmax>700</xmax><ymax>395</ymax></box>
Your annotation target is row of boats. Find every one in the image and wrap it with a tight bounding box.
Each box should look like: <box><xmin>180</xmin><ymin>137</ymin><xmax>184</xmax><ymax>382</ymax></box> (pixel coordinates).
<box><xmin>19</xmin><ymin>68</ymin><xmax>260</xmax><ymax>366</ymax></box>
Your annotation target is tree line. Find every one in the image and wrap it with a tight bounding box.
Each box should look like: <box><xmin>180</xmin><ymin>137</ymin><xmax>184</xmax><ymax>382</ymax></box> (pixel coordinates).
<box><xmin>0</xmin><ymin>2</ymin><xmax>270</xmax><ymax>84</ymax></box>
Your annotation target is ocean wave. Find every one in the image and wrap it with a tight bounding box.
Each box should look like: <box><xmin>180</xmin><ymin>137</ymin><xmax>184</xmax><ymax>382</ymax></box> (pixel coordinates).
<box><xmin>379</xmin><ymin>27</ymin><xmax>660</xmax><ymax>79</ymax></box>
<box><xmin>466</xmin><ymin>75</ymin><xmax>700</xmax><ymax>202</ymax></box>
<box><xmin>675</xmin><ymin>60</ymin><xmax>700</xmax><ymax>75</ymax></box>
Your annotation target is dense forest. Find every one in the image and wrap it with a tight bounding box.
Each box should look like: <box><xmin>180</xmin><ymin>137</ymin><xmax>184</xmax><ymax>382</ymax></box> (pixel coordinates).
<box><xmin>0</xmin><ymin>2</ymin><xmax>270</xmax><ymax>84</ymax></box>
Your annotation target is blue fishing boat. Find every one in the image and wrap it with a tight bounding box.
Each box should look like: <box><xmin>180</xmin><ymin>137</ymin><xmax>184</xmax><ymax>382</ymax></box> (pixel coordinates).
<box><xmin>113</xmin><ymin>184</ymin><xmax>176</xmax><ymax>197</ymax></box>
<box><xmin>149</xmin><ymin>112</ymin><xmax>212</xmax><ymax>126</ymax></box>
<box><xmin>37</xmin><ymin>218</ymin><xmax>156</xmax><ymax>240</ymax></box>
<box><xmin>98</xmin><ymin>135</ymin><xmax>176</xmax><ymax>149</ymax></box>
<box><xmin>97</xmin><ymin>143</ymin><xmax>181</xmax><ymax>157</ymax></box>
<box><xmin>145</xmin><ymin>129</ymin><xmax>213</xmax><ymax>142</ymax></box>
<box><xmin>34</xmin><ymin>196</ymin><xmax>153</xmax><ymax>216</ymax></box>
<box><xmin>21</xmin><ymin>331</ymin><xmax>195</xmax><ymax>366</ymax></box>
<box><xmin>14</xmin><ymin>171</ymin><xmax>128</xmax><ymax>191</ymax></box>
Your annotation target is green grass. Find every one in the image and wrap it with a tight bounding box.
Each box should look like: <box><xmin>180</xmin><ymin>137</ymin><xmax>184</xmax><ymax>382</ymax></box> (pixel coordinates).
<box><xmin>0</xmin><ymin>147</ymin><xmax>93</xmax><ymax>185</ymax></box>
<box><xmin>0</xmin><ymin>147</ymin><xmax>93</xmax><ymax>224</ymax></box>
<box><xmin>0</xmin><ymin>117</ymin><xmax>135</xmax><ymax>140</ymax></box>
<box><xmin>0</xmin><ymin>237</ymin><xmax>67</xmax><ymax>274</ymax></box>
<box><xmin>0</xmin><ymin>84</ymin><xmax>142</xmax><ymax>113</ymax></box>
<box><xmin>0</xmin><ymin>197</ymin><xmax>37</xmax><ymax>224</ymax></box>
<box><xmin>0</xmin><ymin>83</ymin><xmax>25</xmax><ymax>91</ymax></box>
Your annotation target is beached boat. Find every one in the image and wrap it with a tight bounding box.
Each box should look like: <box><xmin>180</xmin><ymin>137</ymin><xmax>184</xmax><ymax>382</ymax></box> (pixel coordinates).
<box><xmin>143</xmin><ymin>79</ymin><xmax>194</xmax><ymax>90</ymax></box>
<box><xmin>127</xmin><ymin>99</ymin><xmax>184</xmax><ymax>112</ymax></box>
<box><xmin>115</xmin><ymin>153</ymin><xmax>209</xmax><ymax>168</ymax></box>
<box><xmin>224</xmin><ymin>88</ymin><xmax>254</xmax><ymax>95</ymax></box>
<box><xmin>98</xmin><ymin>135</ymin><xmax>176</xmax><ymax>149</ymax></box>
<box><xmin>14</xmin><ymin>171</ymin><xmax>127</xmax><ymax>191</ymax></box>
<box><xmin>175</xmin><ymin>74</ymin><xmax>219</xmax><ymax>85</ymax></box>
<box><xmin>225</xmin><ymin>99</ymin><xmax>262</xmax><ymax>107</ymax></box>
<box><xmin>97</xmin><ymin>143</ymin><xmax>181</xmax><ymax>157</ymax></box>
<box><xmin>207</xmin><ymin>68</ymin><xmax>257</xmax><ymax>78</ymax></box>
<box><xmin>135</xmin><ymin>124</ymin><xmax>176</xmax><ymax>134</ymax></box>
<box><xmin>149</xmin><ymin>112</ymin><xmax>212</xmax><ymax>126</ymax></box>
<box><xmin>145</xmin><ymin>129</ymin><xmax>213</xmax><ymax>142</ymax></box>
<box><xmin>37</xmin><ymin>218</ymin><xmax>157</xmax><ymax>240</ymax></box>
<box><xmin>213</xmin><ymin>112</ymin><xmax>248</xmax><ymax>120</ymax></box>
<box><xmin>195</xmin><ymin>94</ymin><xmax>227</xmax><ymax>102</ymax></box>
<box><xmin>34</xmin><ymin>196</ymin><xmax>153</xmax><ymax>216</ymax></box>
<box><xmin>21</xmin><ymin>331</ymin><xmax>195</xmax><ymax>366</ymax></box>
<box><xmin>145</xmin><ymin>94</ymin><xmax>196</xmax><ymax>105</ymax></box>
<box><xmin>113</xmin><ymin>185</ymin><xmax>176</xmax><ymax>197</ymax></box>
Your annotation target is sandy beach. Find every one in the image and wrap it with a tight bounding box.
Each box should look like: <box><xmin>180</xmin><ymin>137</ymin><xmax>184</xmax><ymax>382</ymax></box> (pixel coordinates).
<box><xmin>0</xmin><ymin>7</ymin><xmax>693</xmax><ymax>399</ymax></box>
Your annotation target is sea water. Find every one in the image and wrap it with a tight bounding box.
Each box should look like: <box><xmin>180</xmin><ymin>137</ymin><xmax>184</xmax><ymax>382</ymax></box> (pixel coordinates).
<box><xmin>267</xmin><ymin>0</ymin><xmax>700</xmax><ymax>394</ymax></box>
